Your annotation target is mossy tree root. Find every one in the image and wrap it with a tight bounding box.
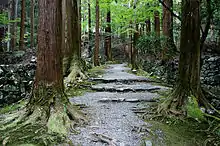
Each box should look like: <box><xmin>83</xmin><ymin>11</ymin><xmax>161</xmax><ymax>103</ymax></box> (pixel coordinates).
<box><xmin>64</xmin><ymin>57</ymin><xmax>88</xmax><ymax>83</ymax></box>
<box><xmin>157</xmin><ymin>84</ymin><xmax>214</xmax><ymax>116</ymax></box>
<box><xmin>0</xmin><ymin>85</ymin><xmax>87</xmax><ymax>145</ymax></box>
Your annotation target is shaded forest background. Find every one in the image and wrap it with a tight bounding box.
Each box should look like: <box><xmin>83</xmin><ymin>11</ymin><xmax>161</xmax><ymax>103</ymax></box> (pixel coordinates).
<box><xmin>0</xmin><ymin>0</ymin><xmax>220</xmax><ymax>145</ymax></box>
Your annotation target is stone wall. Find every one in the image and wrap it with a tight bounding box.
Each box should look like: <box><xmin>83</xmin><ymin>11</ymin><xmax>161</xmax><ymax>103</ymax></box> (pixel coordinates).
<box><xmin>0</xmin><ymin>50</ymin><xmax>36</xmax><ymax>107</ymax></box>
<box><xmin>201</xmin><ymin>56</ymin><xmax>220</xmax><ymax>86</ymax></box>
<box><xmin>0</xmin><ymin>62</ymin><xmax>36</xmax><ymax>107</ymax></box>
<box><xmin>143</xmin><ymin>55</ymin><xmax>220</xmax><ymax>87</ymax></box>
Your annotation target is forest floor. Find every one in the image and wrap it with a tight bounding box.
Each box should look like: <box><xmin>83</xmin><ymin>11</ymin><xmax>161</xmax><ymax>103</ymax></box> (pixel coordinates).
<box><xmin>69</xmin><ymin>64</ymin><xmax>201</xmax><ymax>146</ymax></box>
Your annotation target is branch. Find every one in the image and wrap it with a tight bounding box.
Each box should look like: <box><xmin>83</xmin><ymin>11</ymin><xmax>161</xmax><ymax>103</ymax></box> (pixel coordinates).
<box><xmin>158</xmin><ymin>0</ymin><xmax>181</xmax><ymax>21</ymax></box>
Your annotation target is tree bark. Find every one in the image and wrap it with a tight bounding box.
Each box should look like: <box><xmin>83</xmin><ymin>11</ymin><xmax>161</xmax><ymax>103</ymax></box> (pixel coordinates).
<box><xmin>78</xmin><ymin>0</ymin><xmax>81</xmax><ymax>56</ymax></box>
<box><xmin>27</xmin><ymin>0</ymin><xmax>84</xmax><ymax>136</ymax></box>
<box><xmin>7</xmin><ymin>1</ymin><xmax>11</xmax><ymax>51</ymax></box>
<box><xmin>30</xmin><ymin>0</ymin><xmax>35</xmax><ymax>49</ymax></box>
<box><xmin>88</xmin><ymin>0</ymin><xmax>92</xmax><ymax>57</ymax></box>
<box><xmin>61</xmin><ymin>0</ymin><xmax>66</xmax><ymax>56</ymax></box>
<box><xmin>162</xmin><ymin>0</ymin><xmax>175</xmax><ymax>61</ymax></box>
<box><xmin>10</xmin><ymin>0</ymin><xmax>17</xmax><ymax>51</ymax></box>
<box><xmin>19</xmin><ymin>0</ymin><xmax>25</xmax><ymax>50</ymax></box>
<box><xmin>94</xmin><ymin>0</ymin><xmax>100</xmax><ymax>66</ymax></box>
<box><xmin>132</xmin><ymin>24</ymin><xmax>139</xmax><ymax>70</ymax></box>
<box><xmin>159</xmin><ymin>0</ymin><xmax>208</xmax><ymax>113</ymax></box>
<box><xmin>145</xmin><ymin>18</ymin><xmax>151</xmax><ymax>34</ymax></box>
<box><xmin>154</xmin><ymin>10</ymin><xmax>160</xmax><ymax>37</ymax></box>
<box><xmin>63</xmin><ymin>0</ymin><xmax>86</xmax><ymax>82</ymax></box>
<box><xmin>0</xmin><ymin>7</ymin><xmax>5</xmax><ymax>52</ymax></box>
<box><xmin>104</xmin><ymin>9</ymin><xmax>112</xmax><ymax>61</ymax></box>
<box><xmin>129</xmin><ymin>21</ymin><xmax>133</xmax><ymax>65</ymax></box>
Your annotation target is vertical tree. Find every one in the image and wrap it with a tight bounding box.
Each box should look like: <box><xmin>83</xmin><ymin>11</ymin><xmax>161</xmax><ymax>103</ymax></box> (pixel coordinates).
<box><xmin>7</xmin><ymin>1</ymin><xmax>11</xmax><ymax>51</ymax></box>
<box><xmin>30</xmin><ymin>0</ymin><xmax>35</xmax><ymax>49</ymax></box>
<box><xmin>28</xmin><ymin>0</ymin><xmax>83</xmax><ymax>135</ymax></box>
<box><xmin>78</xmin><ymin>0</ymin><xmax>81</xmax><ymax>56</ymax></box>
<box><xmin>159</xmin><ymin>0</ymin><xmax>208</xmax><ymax>113</ymax></box>
<box><xmin>104</xmin><ymin>4</ymin><xmax>112</xmax><ymax>61</ymax></box>
<box><xmin>88</xmin><ymin>0</ymin><xmax>92</xmax><ymax>57</ymax></box>
<box><xmin>129</xmin><ymin>20</ymin><xmax>133</xmax><ymax>65</ymax></box>
<box><xmin>10</xmin><ymin>0</ymin><xmax>17</xmax><ymax>51</ymax></box>
<box><xmin>0</xmin><ymin>6</ymin><xmax>5</xmax><ymax>52</ymax></box>
<box><xmin>94</xmin><ymin>0</ymin><xmax>100</xmax><ymax>66</ymax></box>
<box><xmin>132</xmin><ymin>23</ymin><xmax>139</xmax><ymax>70</ymax></box>
<box><xmin>154</xmin><ymin>10</ymin><xmax>160</xmax><ymax>37</ymax></box>
<box><xmin>162</xmin><ymin>0</ymin><xmax>175</xmax><ymax>61</ymax></box>
<box><xmin>19</xmin><ymin>0</ymin><xmax>25</xmax><ymax>50</ymax></box>
<box><xmin>145</xmin><ymin>18</ymin><xmax>151</xmax><ymax>34</ymax></box>
<box><xmin>63</xmin><ymin>0</ymin><xmax>86</xmax><ymax>82</ymax></box>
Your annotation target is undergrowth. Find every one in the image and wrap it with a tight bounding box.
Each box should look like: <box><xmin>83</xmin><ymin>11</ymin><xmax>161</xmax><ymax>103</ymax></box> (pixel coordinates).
<box><xmin>141</xmin><ymin>94</ymin><xmax>220</xmax><ymax>146</ymax></box>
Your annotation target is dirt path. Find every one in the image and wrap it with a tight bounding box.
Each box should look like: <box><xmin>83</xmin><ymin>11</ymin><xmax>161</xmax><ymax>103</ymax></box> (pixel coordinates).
<box><xmin>69</xmin><ymin>64</ymin><xmax>167</xmax><ymax>146</ymax></box>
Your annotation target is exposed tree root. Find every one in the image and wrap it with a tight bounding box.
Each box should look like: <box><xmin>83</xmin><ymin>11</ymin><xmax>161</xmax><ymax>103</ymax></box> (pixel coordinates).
<box><xmin>157</xmin><ymin>86</ymin><xmax>187</xmax><ymax>116</ymax></box>
<box><xmin>0</xmin><ymin>87</ymin><xmax>87</xmax><ymax>145</ymax></box>
<box><xmin>64</xmin><ymin>57</ymin><xmax>88</xmax><ymax>83</ymax></box>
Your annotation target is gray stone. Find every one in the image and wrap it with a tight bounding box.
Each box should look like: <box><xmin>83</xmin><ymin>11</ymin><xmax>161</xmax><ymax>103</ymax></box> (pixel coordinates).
<box><xmin>145</xmin><ymin>140</ymin><xmax>153</xmax><ymax>146</ymax></box>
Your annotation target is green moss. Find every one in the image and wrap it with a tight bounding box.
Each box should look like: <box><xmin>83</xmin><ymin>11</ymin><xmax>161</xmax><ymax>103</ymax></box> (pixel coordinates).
<box><xmin>144</xmin><ymin>120</ymin><xmax>207</xmax><ymax>146</ymax></box>
<box><xmin>0</xmin><ymin>122</ymin><xmax>66</xmax><ymax>146</ymax></box>
<box><xmin>66</xmin><ymin>87</ymin><xmax>93</xmax><ymax>97</ymax></box>
<box><xmin>187</xmin><ymin>96</ymin><xmax>205</xmax><ymax>122</ymax></box>
<box><xmin>87</xmin><ymin>65</ymin><xmax>107</xmax><ymax>78</ymax></box>
<box><xmin>127</xmin><ymin>68</ymin><xmax>160</xmax><ymax>81</ymax></box>
<box><xmin>0</xmin><ymin>100</ymin><xmax>26</xmax><ymax>114</ymax></box>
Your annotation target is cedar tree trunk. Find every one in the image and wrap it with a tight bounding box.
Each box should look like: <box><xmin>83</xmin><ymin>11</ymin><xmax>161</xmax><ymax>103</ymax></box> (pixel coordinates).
<box><xmin>88</xmin><ymin>0</ymin><xmax>92</xmax><ymax>57</ymax></box>
<box><xmin>94</xmin><ymin>0</ymin><xmax>100</xmax><ymax>66</ymax></box>
<box><xmin>28</xmin><ymin>0</ymin><xmax>84</xmax><ymax>135</ymax></box>
<box><xmin>30</xmin><ymin>0</ymin><xmax>35</xmax><ymax>49</ymax></box>
<box><xmin>159</xmin><ymin>0</ymin><xmax>208</xmax><ymax>114</ymax></box>
<box><xmin>63</xmin><ymin>0</ymin><xmax>86</xmax><ymax>82</ymax></box>
<box><xmin>10</xmin><ymin>0</ymin><xmax>17</xmax><ymax>51</ymax></box>
<box><xmin>146</xmin><ymin>19</ymin><xmax>151</xmax><ymax>34</ymax></box>
<box><xmin>19</xmin><ymin>0</ymin><xmax>25</xmax><ymax>50</ymax></box>
<box><xmin>154</xmin><ymin>10</ymin><xmax>160</xmax><ymax>37</ymax></box>
<box><xmin>104</xmin><ymin>9</ymin><xmax>112</xmax><ymax>61</ymax></box>
<box><xmin>131</xmin><ymin>24</ymin><xmax>139</xmax><ymax>70</ymax></box>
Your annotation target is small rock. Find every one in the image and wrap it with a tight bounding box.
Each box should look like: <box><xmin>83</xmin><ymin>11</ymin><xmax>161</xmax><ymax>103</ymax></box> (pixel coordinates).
<box><xmin>145</xmin><ymin>140</ymin><xmax>152</xmax><ymax>146</ymax></box>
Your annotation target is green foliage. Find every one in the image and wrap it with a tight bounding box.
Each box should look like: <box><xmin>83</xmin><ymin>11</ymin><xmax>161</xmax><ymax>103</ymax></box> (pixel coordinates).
<box><xmin>187</xmin><ymin>96</ymin><xmax>205</xmax><ymax>122</ymax></box>
<box><xmin>144</xmin><ymin>120</ymin><xmax>207</xmax><ymax>146</ymax></box>
<box><xmin>136</xmin><ymin>33</ymin><xmax>164</xmax><ymax>57</ymax></box>
<box><xmin>0</xmin><ymin>100</ymin><xmax>26</xmax><ymax>114</ymax></box>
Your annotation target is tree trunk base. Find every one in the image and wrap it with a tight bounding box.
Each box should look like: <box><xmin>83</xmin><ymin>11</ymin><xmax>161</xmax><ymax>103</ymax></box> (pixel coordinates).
<box><xmin>64</xmin><ymin>57</ymin><xmax>87</xmax><ymax>83</ymax></box>
<box><xmin>157</xmin><ymin>85</ymin><xmax>210</xmax><ymax>116</ymax></box>
<box><xmin>0</xmin><ymin>86</ymin><xmax>87</xmax><ymax>145</ymax></box>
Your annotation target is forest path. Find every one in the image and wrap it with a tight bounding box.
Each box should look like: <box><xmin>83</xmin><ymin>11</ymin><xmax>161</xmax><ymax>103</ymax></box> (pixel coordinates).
<box><xmin>69</xmin><ymin>64</ymin><xmax>167</xmax><ymax>146</ymax></box>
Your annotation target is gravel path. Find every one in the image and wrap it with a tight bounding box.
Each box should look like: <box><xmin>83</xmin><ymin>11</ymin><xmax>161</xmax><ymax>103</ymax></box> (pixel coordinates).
<box><xmin>69</xmin><ymin>64</ymin><xmax>166</xmax><ymax>146</ymax></box>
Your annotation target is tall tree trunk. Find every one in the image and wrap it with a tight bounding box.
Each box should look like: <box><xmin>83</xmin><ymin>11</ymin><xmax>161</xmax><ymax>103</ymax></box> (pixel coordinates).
<box><xmin>61</xmin><ymin>0</ymin><xmax>66</xmax><ymax>55</ymax></box>
<box><xmin>7</xmin><ymin>1</ymin><xmax>11</xmax><ymax>51</ymax></box>
<box><xmin>19</xmin><ymin>0</ymin><xmax>25</xmax><ymax>50</ymax></box>
<box><xmin>129</xmin><ymin>20</ymin><xmax>133</xmax><ymax>65</ymax></box>
<box><xmin>88</xmin><ymin>0</ymin><xmax>92</xmax><ymax>57</ymax></box>
<box><xmin>162</xmin><ymin>0</ymin><xmax>175</xmax><ymax>61</ymax></box>
<box><xmin>132</xmin><ymin>23</ymin><xmax>139</xmax><ymax>70</ymax></box>
<box><xmin>10</xmin><ymin>0</ymin><xmax>17</xmax><ymax>51</ymax></box>
<box><xmin>63</xmin><ymin>0</ymin><xmax>86</xmax><ymax>82</ymax></box>
<box><xmin>159</xmin><ymin>0</ymin><xmax>208</xmax><ymax>113</ymax></box>
<box><xmin>0</xmin><ymin>7</ymin><xmax>5</xmax><ymax>52</ymax></box>
<box><xmin>94</xmin><ymin>0</ymin><xmax>100</xmax><ymax>66</ymax></box>
<box><xmin>28</xmin><ymin>0</ymin><xmax>84</xmax><ymax>135</ymax></box>
<box><xmin>30</xmin><ymin>0</ymin><xmax>35</xmax><ymax>49</ymax></box>
<box><xmin>154</xmin><ymin>10</ymin><xmax>160</xmax><ymax>37</ymax></box>
<box><xmin>145</xmin><ymin>18</ymin><xmax>151</xmax><ymax>34</ymax></box>
<box><xmin>78</xmin><ymin>0</ymin><xmax>81</xmax><ymax>56</ymax></box>
<box><xmin>104</xmin><ymin>8</ymin><xmax>112</xmax><ymax>61</ymax></box>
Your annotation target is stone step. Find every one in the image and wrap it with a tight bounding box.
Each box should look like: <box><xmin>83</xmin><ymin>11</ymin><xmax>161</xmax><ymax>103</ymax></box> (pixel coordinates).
<box><xmin>91</xmin><ymin>83</ymin><xmax>168</xmax><ymax>93</ymax></box>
